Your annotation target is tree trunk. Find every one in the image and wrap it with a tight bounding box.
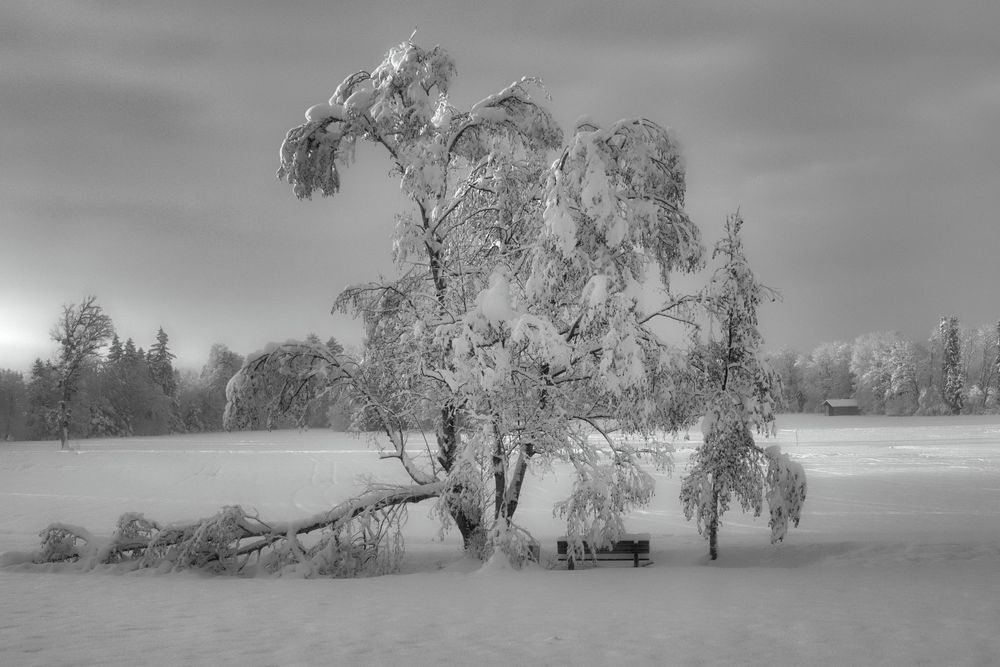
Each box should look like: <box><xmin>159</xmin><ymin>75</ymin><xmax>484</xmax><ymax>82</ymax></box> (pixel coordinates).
<box><xmin>492</xmin><ymin>426</ymin><xmax>506</xmax><ymax>520</ymax></box>
<box><xmin>454</xmin><ymin>513</ymin><xmax>486</xmax><ymax>554</ymax></box>
<box><xmin>436</xmin><ymin>404</ymin><xmax>484</xmax><ymax>555</ymax></box>
<box><xmin>708</xmin><ymin>481</ymin><xmax>720</xmax><ymax>561</ymax></box>
<box><xmin>58</xmin><ymin>399</ymin><xmax>69</xmax><ymax>450</ymax></box>
<box><xmin>502</xmin><ymin>446</ymin><xmax>533</xmax><ymax>521</ymax></box>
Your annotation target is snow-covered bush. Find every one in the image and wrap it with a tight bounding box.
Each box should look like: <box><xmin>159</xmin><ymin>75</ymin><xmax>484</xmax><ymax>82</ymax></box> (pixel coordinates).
<box><xmin>36</xmin><ymin>524</ymin><xmax>93</xmax><ymax>564</ymax></box>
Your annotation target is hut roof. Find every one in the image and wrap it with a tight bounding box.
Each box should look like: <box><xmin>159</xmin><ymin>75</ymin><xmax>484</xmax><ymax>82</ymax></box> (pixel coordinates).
<box><xmin>822</xmin><ymin>399</ymin><xmax>858</xmax><ymax>408</ymax></box>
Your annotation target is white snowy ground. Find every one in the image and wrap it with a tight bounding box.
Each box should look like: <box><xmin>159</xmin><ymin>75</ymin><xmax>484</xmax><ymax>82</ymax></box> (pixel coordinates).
<box><xmin>2</xmin><ymin>415</ymin><xmax>999</xmax><ymax>666</ymax></box>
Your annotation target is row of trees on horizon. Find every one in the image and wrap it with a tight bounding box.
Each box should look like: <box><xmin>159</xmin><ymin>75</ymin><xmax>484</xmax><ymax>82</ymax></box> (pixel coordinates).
<box><xmin>5</xmin><ymin>305</ymin><xmax>997</xmax><ymax>443</ymax></box>
<box><xmin>766</xmin><ymin>316</ymin><xmax>999</xmax><ymax>416</ymax></box>
<box><xmin>0</xmin><ymin>297</ymin><xmax>350</xmax><ymax>442</ymax></box>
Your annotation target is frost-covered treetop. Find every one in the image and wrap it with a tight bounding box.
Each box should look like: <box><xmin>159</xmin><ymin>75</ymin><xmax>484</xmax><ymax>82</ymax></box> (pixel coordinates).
<box><xmin>698</xmin><ymin>213</ymin><xmax>779</xmax><ymax>434</ymax></box>
<box><xmin>278</xmin><ymin>40</ymin><xmax>562</xmax><ymax>206</ymax></box>
<box><xmin>531</xmin><ymin>117</ymin><xmax>701</xmax><ymax>307</ymax></box>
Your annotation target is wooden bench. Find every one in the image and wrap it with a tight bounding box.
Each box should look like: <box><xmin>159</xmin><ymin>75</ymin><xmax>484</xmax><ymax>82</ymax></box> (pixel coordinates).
<box><xmin>556</xmin><ymin>533</ymin><xmax>650</xmax><ymax>569</ymax></box>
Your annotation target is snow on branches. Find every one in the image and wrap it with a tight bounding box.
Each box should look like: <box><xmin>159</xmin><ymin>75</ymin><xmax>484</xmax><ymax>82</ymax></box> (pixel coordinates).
<box><xmin>765</xmin><ymin>445</ymin><xmax>807</xmax><ymax>543</ymax></box>
<box><xmin>276</xmin><ymin>38</ymin><xmax>718</xmax><ymax>563</ymax></box>
<box><xmin>224</xmin><ymin>339</ymin><xmax>345</xmax><ymax>431</ymax></box>
<box><xmin>536</xmin><ymin>118</ymin><xmax>700</xmax><ymax>288</ymax></box>
<box><xmin>20</xmin><ymin>483</ymin><xmax>444</xmax><ymax>577</ymax></box>
<box><xmin>680</xmin><ymin>213</ymin><xmax>805</xmax><ymax>560</ymax></box>
<box><xmin>554</xmin><ymin>449</ymin><xmax>656</xmax><ymax>557</ymax></box>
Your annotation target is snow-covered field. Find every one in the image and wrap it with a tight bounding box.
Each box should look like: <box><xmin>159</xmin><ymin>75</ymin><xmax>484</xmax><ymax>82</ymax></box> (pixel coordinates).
<box><xmin>2</xmin><ymin>415</ymin><xmax>999</xmax><ymax>666</ymax></box>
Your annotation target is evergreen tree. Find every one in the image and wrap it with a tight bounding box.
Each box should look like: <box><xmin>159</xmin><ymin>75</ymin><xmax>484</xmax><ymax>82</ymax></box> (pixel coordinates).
<box><xmin>89</xmin><ymin>357</ymin><xmax>129</xmax><ymax>437</ymax></box>
<box><xmin>107</xmin><ymin>335</ymin><xmax>123</xmax><ymax>363</ymax></box>
<box><xmin>123</xmin><ymin>338</ymin><xmax>139</xmax><ymax>365</ymax></box>
<box><xmin>941</xmin><ymin>316</ymin><xmax>964</xmax><ymax>415</ymax></box>
<box><xmin>25</xmin><ymin>359</ymin><xmax>59</xmax><ymax>439</ymax></box>
<box><xmin>148</xmin><ymin>327</ymin><xmax>177</xmax><ymax>398</ymax></box>
<box><xmin>0</xmin><ymin>369</ymin><xmax>28</xmax><ymax>441</ymax></box>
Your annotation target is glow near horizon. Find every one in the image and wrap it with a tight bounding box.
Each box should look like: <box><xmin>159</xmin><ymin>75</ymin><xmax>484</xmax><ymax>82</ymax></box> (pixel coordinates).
<box><xmin>2</xmin><ymin>0</ymin><xmax>999</xmax><ymax>373</ymax></box>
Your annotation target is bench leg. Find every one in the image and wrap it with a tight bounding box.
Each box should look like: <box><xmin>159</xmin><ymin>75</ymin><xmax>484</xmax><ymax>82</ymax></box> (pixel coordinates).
<box><xmin>634</xmin><ymin>552</ymin><xmax>639</xmax><ymax>567</ymax></box>
<box><xmin>568</xmin><ymin>556</ymin><xmax>575</xmax><ymax>570</ymax></box>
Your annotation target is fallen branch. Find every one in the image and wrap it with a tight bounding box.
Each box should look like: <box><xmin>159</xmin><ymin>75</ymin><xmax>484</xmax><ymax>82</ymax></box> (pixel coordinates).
<box><xmin>20</xmin><ymin>481</ymin><xmax>447</xmax><ymax>577</ymax></box>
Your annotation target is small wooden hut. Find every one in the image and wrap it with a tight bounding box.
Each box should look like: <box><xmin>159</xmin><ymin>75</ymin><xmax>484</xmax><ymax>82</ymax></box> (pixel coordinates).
<box><xmin>821</xmin><ymin>399</ymin><xmax>859</xmax><ymax>416</ymax></box>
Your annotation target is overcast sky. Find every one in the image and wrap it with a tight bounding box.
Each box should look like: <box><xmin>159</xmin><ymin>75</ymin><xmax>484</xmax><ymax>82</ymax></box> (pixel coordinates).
<box><xmin>2</xmin><ymin>0</ymin><xmax>998</xmax><ymax>372</ymax></box>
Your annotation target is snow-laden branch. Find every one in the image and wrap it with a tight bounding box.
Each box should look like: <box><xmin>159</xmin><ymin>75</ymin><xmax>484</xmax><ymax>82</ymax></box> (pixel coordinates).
<box><xmin>447</xmin><ymin>76</ymin><xmax>562</xmax><ymax>160</ymax></box>
<box><xmin>225</xmin><ymin>339</ymin><xmax>439</xmax><ymax>485</ymax></box>
<box><xmin>21</xmin><ymin>481</ymin><xmax>447</xmax><ymax>577</ymax></box>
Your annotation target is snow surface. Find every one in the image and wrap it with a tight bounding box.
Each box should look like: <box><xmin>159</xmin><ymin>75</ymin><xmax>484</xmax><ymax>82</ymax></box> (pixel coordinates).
<box><xmin>2</xmin><ymin>415</ymin><xmax>1000</xmax><ymax>666</ymax></box>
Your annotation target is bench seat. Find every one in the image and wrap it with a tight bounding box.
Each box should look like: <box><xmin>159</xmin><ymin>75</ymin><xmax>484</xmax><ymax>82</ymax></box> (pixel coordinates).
<box><xmin>556</xmin><ymin>533</ymin><xmax>650</xmax><ymax>569</ymax></box>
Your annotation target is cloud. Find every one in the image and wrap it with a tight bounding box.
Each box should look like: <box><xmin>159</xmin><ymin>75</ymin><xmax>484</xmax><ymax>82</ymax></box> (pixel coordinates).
<box><xmin>3</xmin><ymin>0</ymin><xmax>999</xmax><ymax>372</ymax></box>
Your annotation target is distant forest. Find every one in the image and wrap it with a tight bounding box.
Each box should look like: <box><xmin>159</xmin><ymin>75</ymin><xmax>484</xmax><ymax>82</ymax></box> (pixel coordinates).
<box><xmin>765</xmin><ymin>317</ymin><xmax>1000</xmax><ymax>416</ymax></box>
<box><xmin>0</xmin><ymin>300</ymin><xmax>351</xmax><ymax>442</ymax></box>
<box><xmin>3</xmin><ymin>306</ymin><xmax>998</xmax><ymax>442</ymax></box>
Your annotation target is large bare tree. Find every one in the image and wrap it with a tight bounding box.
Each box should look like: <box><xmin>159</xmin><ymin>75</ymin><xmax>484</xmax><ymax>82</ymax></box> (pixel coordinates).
<box><xmin>51</xmin><ymin>296</ymin><xmax>114</xmax><ymax>449</ymax></box>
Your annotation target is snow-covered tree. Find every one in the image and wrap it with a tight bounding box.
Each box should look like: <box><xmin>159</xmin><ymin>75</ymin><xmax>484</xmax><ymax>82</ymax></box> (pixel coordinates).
<box><xmin>200</xmin><ymin>344</ymin><xmax>244</xmax><ymax>431</ymax></box>
<box><xmin>680</xmin><ymin>213</ymin><xmax>805</xmax><ymax>560</ymax></box>
<box><xmin>941</xmin><ymin>316</ymin><xmax>963</xmax><ymax>415</ymax></box>
<box><xmin>991</xmin><ymin>321</ymin><xmax>1000</xmax><ymax>408</ymax></box>
<box><xmin>764</xmin><ymin>347</ymin><xmax>806</xmax><ymax>412</ymax></box>
<box><xmin>229</xmin><ymin>39</ymin><xmax>705</xmax><ymax>566</ymax></box>
<box><xmin>849</xmin><ymin>331</ymin><xmax>918</xmax><ymax>415</ymax></box>
<box><xmin>800</xmin><ymin>341</ymin><xmax>854</xmax><ymax>412</ymax></box>
<box><xmin>256</xmin><ymin>39</ymin><xmax>568</xmax><ymax>555</ymax></box>
<box><xmin>954</xmin><ymin>322</ymin><xmax>999</xmax><ymax>411</ymax></box>
<box><xmin>850</xmin><ymin>332</ymin><xmax>894</xmax><ymax>414</ymax></box>
<box><xmin>886</xmin><ymin>337</ymin><xmax>919</xmax><ymax>415</ymax></box>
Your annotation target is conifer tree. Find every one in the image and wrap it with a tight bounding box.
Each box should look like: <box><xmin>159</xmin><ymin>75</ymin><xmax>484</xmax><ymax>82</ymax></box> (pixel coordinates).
<box><xmin>107</xmin><ymin>335</ymin><xmax>123</xmax><ymax>363</ymax></box>
<box><xmin>123</xmin><ymin>338</ymin><xmax>139</xmax><ymax>364</ymax></box>
<box><xmin>26</xmin><ymin>358</ymin><xmax>59</xmax><ymax>439</ymax></box>
<box><xmin>148</xmin><ymin>327</ymin><xmax>177</xmax><ymax>398</ymax></box>
<box><xmin>0</xmin><ymin>369</ymin><xmax>27</xmax><ymax>441</ymax></box>
<box><xmin>941</xmin><ymin>316</ymin><xmax>964</xmax><ymax>415</ymax></box>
